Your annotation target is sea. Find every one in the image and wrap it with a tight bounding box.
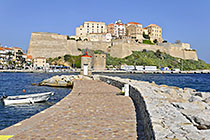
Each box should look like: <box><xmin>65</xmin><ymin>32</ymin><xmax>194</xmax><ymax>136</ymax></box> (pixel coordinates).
<box><xmin>0</xmin><ymin>72</ymin><xmax>210</xmax><ymax>131</ymax></box>
<box><xmin>0</xmin><ymin>72</ymin><xmax>74</xmax><ymax>130</ymax></box>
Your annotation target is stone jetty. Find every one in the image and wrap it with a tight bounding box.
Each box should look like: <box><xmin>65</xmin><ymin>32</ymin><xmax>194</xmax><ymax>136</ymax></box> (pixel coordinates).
<box><xmin>0</xmin><ymin>77</ymin><xmax>136</xmax><ymax>140</ymax></box>
<box><xmin>0</xmin><ymin>74</ymin><xmax>210</xmax><ymax>139</ymax></box>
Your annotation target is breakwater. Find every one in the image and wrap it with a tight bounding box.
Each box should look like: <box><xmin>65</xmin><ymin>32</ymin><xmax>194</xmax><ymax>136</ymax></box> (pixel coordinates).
<box><xmin>94</xmin><ymin>75</ymin><xmax>210</xmax><ymax>139</ymax></box>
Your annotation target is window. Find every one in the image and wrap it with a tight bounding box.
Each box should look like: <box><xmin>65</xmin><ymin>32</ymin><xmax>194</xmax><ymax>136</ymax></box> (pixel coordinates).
<box><xmin>101</xmin><ymin>26</ymin><xmax>103</xmax><ymax>28</ymax></box>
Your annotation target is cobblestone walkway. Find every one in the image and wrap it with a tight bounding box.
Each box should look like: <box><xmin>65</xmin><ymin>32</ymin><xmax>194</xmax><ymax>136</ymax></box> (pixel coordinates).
<box><xmin>0</xmin><ymin>80</ymin><xmax>136</xmax><ymax>140</ymax></box>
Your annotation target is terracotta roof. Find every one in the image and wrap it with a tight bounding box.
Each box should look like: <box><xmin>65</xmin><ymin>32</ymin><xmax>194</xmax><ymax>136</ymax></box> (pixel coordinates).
<box><xmin>12</xmin><ymin>47</ymin><xmax>22</xmax><ymax>49</ymax></box>
<box><xmin>147</xmin><ymin>24</ymin><xmax>161</xmax><ymax>28</ymax></box>
<box><xmin>0</xmin><ymin>47</ymin><xmax>5</xmax><ymax>51</ymax></box>
<box><xmin>27</xmin><ymin>55</ymin><xmax>32</xmax><ymax>59</ymax></box>
<box><xmin>4</xmin><ymin>48</ymin><xmax>13</xmax><ymax>50</ymax></box>
<box><xmin>81</xmin><ymin>52</ymin><xmax>92</xmax><ymax>58</ymax></box>
<box><xmin>108</xmin><ymin>24</ymin><xmax>114</xmax><ymax>26</ymax></box>
<box><xmin>128</xmin><ymin>22</ymin><xmax>142</xmax><ymax>25</ymax></box>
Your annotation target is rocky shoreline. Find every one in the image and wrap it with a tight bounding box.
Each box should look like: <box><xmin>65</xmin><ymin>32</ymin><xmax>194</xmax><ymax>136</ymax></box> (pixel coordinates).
<box><xmin>38</xmin><ymin>75</ymin><xmax>92</xmax><ymax>87</ymax></box>
<box><xmin>39</xmin><ymin>74</ymin><xmax>210</xmax><ymax>139</ymax></box>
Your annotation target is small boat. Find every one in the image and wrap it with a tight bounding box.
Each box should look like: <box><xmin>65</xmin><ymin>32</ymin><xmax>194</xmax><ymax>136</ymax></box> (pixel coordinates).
<box><xmin>0</xmin><ymin>92</ymin><xmax>54</xmax><ymax>105</ymax></box>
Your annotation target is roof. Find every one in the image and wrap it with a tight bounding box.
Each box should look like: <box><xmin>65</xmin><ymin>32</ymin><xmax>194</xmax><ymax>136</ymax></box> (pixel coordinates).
<box><xmin>128</xmin><ymin>22</ymin><xmax>142</xmax><ymax>25</ymax></box>
<box><xmin>4</xmin><ymin>48</ymin><xmax>13</xmax><ymax>50</ymax></box>
<box><xmin>12</xmin><ymin>47</ymin><xmax>22</xmax><ymax>49</ymax></box>
<box><xmin>116</xmin><ymin>23</ymin><xmax>124</xmax><ymax>25</ymax></box>
<box><xmin>0</xmin><ymin>47</ymin><xmax>5</xmax><ymax>51</ymax></box>
<box><xmin>81</xmin><ymin>52</ymin><xmax>92</xmax><ymax>58</ymax></box>
<box><xmin>147</xmin><ymin>24</ymin><xmax>161</xmax><ymax>28</ymax></box>
<box><xmin>108</xmin><ymin>24</ymin><xmax>114</xmax><ymax>26</ymax></box>
<box><xmin>27</xmin><ymin>55</ymin><xmax>32</xmax><ymax>59</ymax></box>
<box><xmin>34</xmin><ymin>57</ymin><xmax>46</xmax><ymax>59</ymax></box>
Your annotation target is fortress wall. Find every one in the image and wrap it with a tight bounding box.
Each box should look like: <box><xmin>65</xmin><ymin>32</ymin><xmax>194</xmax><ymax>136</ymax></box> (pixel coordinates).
<box><xmin>67</xmin><ymin>40</ymin><xmax>111</xmax><ymax>56</ymax></box>
<box><xmin>167</xmin><ymin>47</ymin><xmax>185</xmax><ymax>59</ymax></box>
<box><xmin>27</xmin><ymin>32</ymin><xmax>69</xmax><ymax>58</ymax></box>
<box><xmin>183</xmin><ymin>50</ymin><xmax>198</xmax><ymax>60</ymax></box>
<box><xmin>27</xmin><ymin>32</ymin><xmax>198</xmax><ymax>61</ymax></box>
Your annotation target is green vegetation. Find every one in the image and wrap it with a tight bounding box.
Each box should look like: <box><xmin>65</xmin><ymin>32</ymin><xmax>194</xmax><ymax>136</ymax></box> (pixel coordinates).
<box><xmin>107</xmin><ymin>50</ymin><xmax>210</xmax><ymax>70</ymax></box>
<box><xmin>47</xmin><ymin>54</ymin><xmax>81</xmax><ymax>68</ymax></box>
<box><xmin>47</xmin><ymin>50</ymin><xmax>210</xmax><ymax>71</ymax></box>
<box><xmin>64</xmin><ymin>55</ymin><xmax>81</xmax><ymax>68</ymax></box>
<box><xmin>143</xmin><ymin>40</ymin><xmax>155</xmax><ymax>45</ymax></box>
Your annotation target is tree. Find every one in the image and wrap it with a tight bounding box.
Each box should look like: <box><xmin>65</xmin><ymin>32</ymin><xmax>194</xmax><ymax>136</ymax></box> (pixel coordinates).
<box><xmin>153</xmin><ymin>39</ymin><xmax>158</xmax><ymax>44</ymax></box>
<box><xmin>76</xmin><ymin>37</ymin><xmax>82</xmax><ymax>41</ymax></box>
<box><xmin>155</xmin><ymin>50</ymin><xmax>162</xmax><ymax>59</ymax></box>
<box><xmin>143</xmin><ymin>32</ymin><xmax>150</xmax><ymax>40</ymax></box>
<box><xmin>175</xmin><ymin>40</ymin><xmax>181</xmax><ymax>44</ymax></box>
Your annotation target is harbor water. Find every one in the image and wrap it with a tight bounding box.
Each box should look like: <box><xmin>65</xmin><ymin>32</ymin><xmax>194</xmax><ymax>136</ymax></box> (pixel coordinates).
<box><xmin>105</xmin><ymin>73</ymin><xmax>210</xmax><ymax>92</ymax></box>
<box><xmin>0</xmin><ymin>72</ymin><xmax>74</xmax><ymax>130</ymax></box>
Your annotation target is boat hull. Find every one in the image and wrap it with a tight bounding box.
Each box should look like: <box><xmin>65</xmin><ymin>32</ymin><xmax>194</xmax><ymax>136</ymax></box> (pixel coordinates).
<box><xmin>2</xmin><ymin>92</ymin><xmax>54</xmax><ymax>105</ymax></box>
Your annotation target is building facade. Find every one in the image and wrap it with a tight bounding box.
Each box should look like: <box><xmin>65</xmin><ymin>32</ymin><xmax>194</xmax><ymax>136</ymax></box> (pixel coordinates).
<box><xmin>87</xmin><ymin>33</ymin><xmax>112</xmax><ymax>42</ymax></box>
<box><xmin>144</xmin><ymin>24</ymin><xmax>163</xmax><ymax>43</ymax></box>
<box><xmin>33</xmin><ymin>57</ymin><xmax>47</xmax><ymax>69</ymax></box>
<box><xmin>76</xmin><ymin>21</ymin><xmax>107</xmax><ymax>37</ymax></box>
<box><xmin>126</xmin><ymin>22</ymin><xmax>143</xmax><ymax>42</ymax></box>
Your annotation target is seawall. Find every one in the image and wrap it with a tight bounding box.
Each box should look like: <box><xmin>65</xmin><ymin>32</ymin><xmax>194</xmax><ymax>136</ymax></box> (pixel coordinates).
<box><xmin>94</xmin><ymin>75</ymin><xmax>210</xmax><ymax>139</ymax></box>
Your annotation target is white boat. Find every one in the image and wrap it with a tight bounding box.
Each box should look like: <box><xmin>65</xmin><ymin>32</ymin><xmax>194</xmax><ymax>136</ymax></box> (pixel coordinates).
<box><xmin>0</xmin><ymin>92</ymin><xmax>54</xmax><ymax>105</ymax></box>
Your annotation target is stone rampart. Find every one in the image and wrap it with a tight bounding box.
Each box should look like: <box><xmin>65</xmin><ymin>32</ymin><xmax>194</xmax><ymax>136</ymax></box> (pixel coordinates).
<box><xmin>27</xmin><ymin>32</ymin><xmax>198</xmax><ymax>61</ymax></box>
<box><xmin>27</xmin><ymin>32</ymin><xmax>69</xmax><ymax>58</ymax></box>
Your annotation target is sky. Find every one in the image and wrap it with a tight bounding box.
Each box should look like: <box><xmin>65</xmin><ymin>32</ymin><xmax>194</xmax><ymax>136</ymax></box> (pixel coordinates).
<box><xmin>0</xmin><ymin>0</ymin><xmax>210</xmax><ymax>63</ymax></box>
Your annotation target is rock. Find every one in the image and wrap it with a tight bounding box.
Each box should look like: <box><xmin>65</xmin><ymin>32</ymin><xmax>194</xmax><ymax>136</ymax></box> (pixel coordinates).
<box><xmin>188</xmin><ymin>96</ymin><xmax>203</xmax><ymax>102</ymax></box>
<box><xmin>203</xmin><ymin>97</ymin><xmax>210</xmax><ymax>104</ymax></box>
<box><xmin>39</xmin><ymin>75</ymin><xmax>92</xmax><ymax>87</ymax></box>
<box><xmin>194</xmin><ymin>92</ymin><xmax>202</xmax><ymax>97</ymax></box>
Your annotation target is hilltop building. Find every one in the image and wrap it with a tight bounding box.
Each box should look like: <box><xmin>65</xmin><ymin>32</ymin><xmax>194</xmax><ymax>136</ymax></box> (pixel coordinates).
<box><xmin>126</xmin><ymin>22</ymin><xmax>143</xmax><ymax>42</ymax></box>
<box><xmin>107</xmin><ymin>19</ymin><xmax>126</xmax><ymax>38</ymax></box>
<box><xmin>76</xmin><ymin>21</ymin><xmax>107</xmax><ymax>38</ymax></box>
<box><xmin>144</xmin><ymin>24</ymin><xmax>163</xmax><ymax>43</ymax></box>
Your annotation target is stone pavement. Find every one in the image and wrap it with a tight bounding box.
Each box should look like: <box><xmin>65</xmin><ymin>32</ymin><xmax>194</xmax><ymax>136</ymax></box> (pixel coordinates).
<box><xmin>0</xmin><ymin>80</ymin><xmax>137</xmax><ymax>140</ymax></box>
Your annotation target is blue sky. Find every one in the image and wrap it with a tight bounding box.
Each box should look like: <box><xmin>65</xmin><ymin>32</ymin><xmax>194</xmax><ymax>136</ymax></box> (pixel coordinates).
<box><xmin>0</xmin><ymin>0</ymin><xmax>210</xmax><ymax>63</ymax></box>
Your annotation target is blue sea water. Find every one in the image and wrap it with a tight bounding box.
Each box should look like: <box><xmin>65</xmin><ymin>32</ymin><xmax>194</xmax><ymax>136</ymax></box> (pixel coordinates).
<box><xmin>0</xmin><ymin>72</ymin><xmax>74</xmax><ymax>130</ymax></box>
<box><xmin>105</xmin><ymin>73</ymin><xmax>210</xmax><ymax>92</ymax></box>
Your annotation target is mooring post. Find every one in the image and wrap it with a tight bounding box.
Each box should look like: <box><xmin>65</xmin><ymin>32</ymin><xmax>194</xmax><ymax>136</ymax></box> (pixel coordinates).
<box><xmin>124</xmin><ymin>84</ymin><xmax>129</xmax><ymax>96</ymax></box>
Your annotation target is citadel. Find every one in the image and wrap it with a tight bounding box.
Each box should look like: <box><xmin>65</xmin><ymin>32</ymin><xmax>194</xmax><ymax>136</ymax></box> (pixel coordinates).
<box><xmin>27</xmin><ymin>19</ymin><xmax>198</xmax><ymax>61</ymax></box>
